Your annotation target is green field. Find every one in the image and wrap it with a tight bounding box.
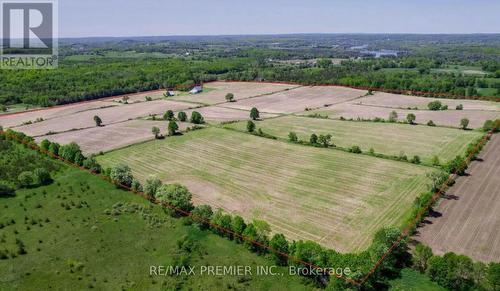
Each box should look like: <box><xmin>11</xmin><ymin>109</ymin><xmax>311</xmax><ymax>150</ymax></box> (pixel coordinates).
<box><xmin>224</xmin><ymin>116</ymin><xmax>483</xmax><ymax>164</ymax></box>
<box><xmin>389</xmin><ymin>269</ymin><xmax>445</xmax><ymax>291</ymax></box>
<box><xmin>97</xmin><ymin>127</ymin><xmax>434</xmax><ymax>252</ymax></box>
<box><xmin>0</xmin><ymin>167</ymin><xmax>309</xmax><ymax>290</ymax></box>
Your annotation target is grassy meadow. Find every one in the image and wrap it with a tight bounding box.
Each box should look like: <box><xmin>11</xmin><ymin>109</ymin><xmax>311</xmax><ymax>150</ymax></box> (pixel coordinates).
<box><xmin>0</xmin><ymin>167</ymin><xmax>310</xmax><ymax>290</ymax></box>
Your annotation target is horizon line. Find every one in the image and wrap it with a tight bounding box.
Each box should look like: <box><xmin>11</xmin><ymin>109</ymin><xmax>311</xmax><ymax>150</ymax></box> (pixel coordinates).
<box><xmin>56</xmin><ymin>32</ymin><xmax>500</xmax><ymax>39</ymax></box>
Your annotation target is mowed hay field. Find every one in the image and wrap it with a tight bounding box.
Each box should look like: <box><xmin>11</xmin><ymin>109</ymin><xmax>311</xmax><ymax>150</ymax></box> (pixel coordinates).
<box><xmin>97</xmin><ymin>127</ymin><xmax>433</xmax><ymax>252</ymax></box>
<box><xmin>183</xmin><ymin>106</ymin><xmax>278</xmax><ymax>123</ymax></box>
<box><xmin>171</xmin><ymin>81</ymin><xmax>299</xmax><ymax>105</ymax></box>
<box><xmin>0</xmin><ymin>101</ymin><xmax>118</xmax><ymax>128</ymax></box>
<box><xmin>225</xmin><ymin>116</ymin><xmax>483</xmax><ymax>164</ymax></box>
<box><xmin>34</xmin><ymin>120</ymin><xmax>194</xmax><ymax>155</ymax></box>
<box><xmin>305</xmin><ymin>103</ymin><xmax>500</xmax><ymax>129</ymax></box>
<box><xmin>12</xmin><ymin>100</ymin><xmax>194</xmax><ymax>137</ymax></box>
<box><xmin>222</xmin><ymin>85</ymin><xmax>367</xmax><ymax>114</ymax></box>
<box><xmin>415</xmin><ymin>133</ymin><xmax>500</xmax><ymax>262</ymax></box>
<box><xmin>356</xmin><ymin>92</ymin><xmax>500</xmax><ymax>111</ymax></box>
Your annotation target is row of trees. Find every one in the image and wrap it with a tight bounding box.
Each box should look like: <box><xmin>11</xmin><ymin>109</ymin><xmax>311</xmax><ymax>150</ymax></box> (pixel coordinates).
<box><xmin>152</xmin><ymin>111</ymin><xmax>206</xmax><ymax>139</ymax></box>
<box><xmin>412</xmin><ymin>244</ymin><xmax>500</xmax><ymax>290</ymax></box>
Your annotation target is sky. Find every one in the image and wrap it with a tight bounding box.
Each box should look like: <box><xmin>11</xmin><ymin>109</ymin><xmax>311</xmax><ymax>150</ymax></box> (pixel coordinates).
<box><xmin>59</xmin><ymin>0</ymin><xmax>500</xmax><ymax>37</ymax></box>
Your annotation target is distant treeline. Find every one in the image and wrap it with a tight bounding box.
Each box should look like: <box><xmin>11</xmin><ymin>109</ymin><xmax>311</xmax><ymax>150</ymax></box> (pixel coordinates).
<box><xmin>0</xmin><ymin>55</ymin><xmax>499</xmax><ymax>107</ymax></box>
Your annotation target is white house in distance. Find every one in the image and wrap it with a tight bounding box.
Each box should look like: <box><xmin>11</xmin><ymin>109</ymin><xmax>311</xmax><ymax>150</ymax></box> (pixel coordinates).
<box><xmin>189</xmin><ymin>85</ymin><xmax>203</xmax><ymax>94</ymax></box>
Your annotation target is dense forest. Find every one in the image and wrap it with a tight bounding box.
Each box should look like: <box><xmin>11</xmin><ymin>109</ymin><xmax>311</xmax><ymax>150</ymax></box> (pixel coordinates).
<box><xmin>0</xmin><ymin>34</ymin><xmax>499</xmax><ymax>107</ymax></box>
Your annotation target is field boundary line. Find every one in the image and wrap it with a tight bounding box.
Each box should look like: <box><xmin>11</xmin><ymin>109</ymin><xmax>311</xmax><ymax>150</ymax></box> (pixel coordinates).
<box><xmin>1</xmin><ymin>119</ymin><xmax>498</xmax><ymax>287</ymax></box>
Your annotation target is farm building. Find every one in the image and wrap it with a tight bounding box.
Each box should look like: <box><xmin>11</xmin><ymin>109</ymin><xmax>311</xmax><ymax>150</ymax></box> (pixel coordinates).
<box><xmin>189</xmin><ymin>85</ymin><xmax>203</xmax><ymax>94</ymax></box>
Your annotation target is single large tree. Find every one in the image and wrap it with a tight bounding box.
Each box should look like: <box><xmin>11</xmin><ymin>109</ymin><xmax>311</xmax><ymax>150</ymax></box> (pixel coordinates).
<box><xmin>407</xmin><ymin>113</ymin><xmax>416</xmax><ymax>124</ymax></box>
<box><xmin>152</xmin><ymin>126</ymin><xmax>160</xmax><ymax>139</ymax></box>
<box><xmin>310</xmin><ymin>133</ymin><xmax>318</xmax><ymax>144</ymax></box>
<box><xmin>246</xmin><ymin>120</ymin><xmax>255</xmax><ymax>132</ymax></box>
<box><xmin>460</xmin><ymin>118</ymin><xmax>469</xmax><ymax>130</ymax></box>
<box><xmin>93</xmin><ymin>115</ymin><xmax>102</xmax><ymax>127</ymax></box>
<box><xmin>164</xmin><ymin>110</ymin><xmax>174</xmax><ymax>121</ymax></box>
<box><xmin>250</xmin><ymin>107</ymin><xmax>260</xmax><ymax>120</ymax></box>
<box><xmin>177</xmin><ymin>111</ymin><xmax>187</xmax><ymax>122</ymax></box>
<box><xmin>168</xmin><ymin>120</ymin><xmax>179</xmax><ymax>136</ymax></box>
<box><xmin>225</xmin><ymin>93</ymin><xmax>235</xmax><ymax>102</ymax></box>
<box><xmin>190</xmin><ymin>111</ymin><xmax>204</xmax><ymax>124</ymax></box>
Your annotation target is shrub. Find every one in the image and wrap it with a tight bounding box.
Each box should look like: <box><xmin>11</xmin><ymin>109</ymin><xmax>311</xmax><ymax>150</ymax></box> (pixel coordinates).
<box><xmin>350</xmin><ymin>145</ymin><xmax>362</xmax><ymax>154</ymax></box>
<box><xmin>131</xmin><ymin>179</ymin><xmax>143</xmax><ymax>192</ymax></box>
<box><xmin>177</xmin><ymin>111</ymin><xmax>187</xmax><ymax>122</ymax></box>
<box><xmin>225</xmin><ymin>93</ymin><xmax>235</xmax><ymax>102</ymax></box>
<box><xmin>406</xmin><ymin>113</ymin><xmax>416</xmax><ymax>124</ymax></box>
<box><xmin>190</xmin><ymin>111</ymin><xmax>204</xmax><ymax>124</ymax></box>
<box><xmin>455</xmin><ymin>104</ymin><xmax>463</xmax><ymax>110</ymax></box>
<box><xmin>427</xmin><ymin>101</ymin><xmax>442</xmax><ymax>111</ymax></box>
<box><xmin>34</xmin><ymin>168</ymin><xmax>51</xmax><ymax>185</ymax></box>
<box><xmin>288</xmin><ymin>132</ymin><xmax>298</xmax><ymax>142</ymax></box>
<box><xmin>163</xmin><ymin>110</ymin><xmax>174</xmax><ymax>121</ymax></box>
<box><xmin>144</xmin><ymin>175</ymin><xmax>162</xmax><ymax>197</ymax></box>
<box><xmin>445</xmin><ymin>156</ymin><xmax>466</xmax><ymax>175</ymax></box>
<box><xmin>48</xmin><ymin>142</ymin><xmax>60</xmax><ymax>156</ymax></box>
<box><xmin>191</xmin><ymin>205</ymin><xmax>213</xmax><ymax>230</ymax></box>
<box><xmin>250</xmin><ymin>107</ymin><xmax>260</xmax><ymax>120</ymax></box>
<box><xmin>0</xmin><ymin>183</ymin><xmax>15</xmax><ymax>198</ymax></box>
<box><xmin>93</xmin><ymin>115</ymin><xmax>102</xmax><ymax>127</ymax></box>
<box><xmin>155</xmin><ymin>184</ymin><xmax>193</xmax><ymax>214</ymax></box>
<box><xmin>82</xmin><ymin>157</ymin><xmax>102</xmax><ymax>173</ymax></box>
<box><xmin>246</xmin><ymin>120</ymin><xmax>255</xmax><ymax>133</ymax></box>
<box><xmin>167</xmin><ymin>120</ymin><xmax>179</xmax><ymax>136</ymax></box>
<box><xmin>40</xmin><ymin>139</ymin><xmax>51</xmax><ymax>151</ymax></box>
<box><xmin>427</xmin><ymin>120</ymin><xmax>435</xmax><ymax>126</ymax></box>
<box><xmin>411</xmin><ymin>155</ymin><xmax>421</xmax><ymax>164</ymax></box>
<box><xmin>309</xmin><ymin>133</ymin><xmax>318</xmax><ymax>145</ymax></box>
<box><xmin>318</xmin><ymin>134</ymin><xmax>332</xmax><ymax>147</ymax></box>
<box><xmin>59</xmin><ymin>142</ymin><xmax>82</xmax><ymax>163</ymax></box>
<box><xmin>18</xmin><ymin>171</ymin><xmax>34</xmax><ymax>188</ymax></box>
<box><xmin>151</xmin><ymin>126</ymin><xmax>160</xmax><ymax>139</ymax></box>
<box><xmin>460</xmin><ymin>118</ymin><xmax>469</xmax><ymax>130</ymax></box>
<box><xmin>110</xmin><ymin>164</ymin><xmax>134</xmax><ymax>187</ymax></box>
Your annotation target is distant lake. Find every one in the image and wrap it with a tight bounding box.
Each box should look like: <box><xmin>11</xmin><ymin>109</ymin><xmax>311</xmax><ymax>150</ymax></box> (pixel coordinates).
<box><xmin>361</xmin><ymin>49</ymin><xmax>398</xmax><ymax>58</ymax></box>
